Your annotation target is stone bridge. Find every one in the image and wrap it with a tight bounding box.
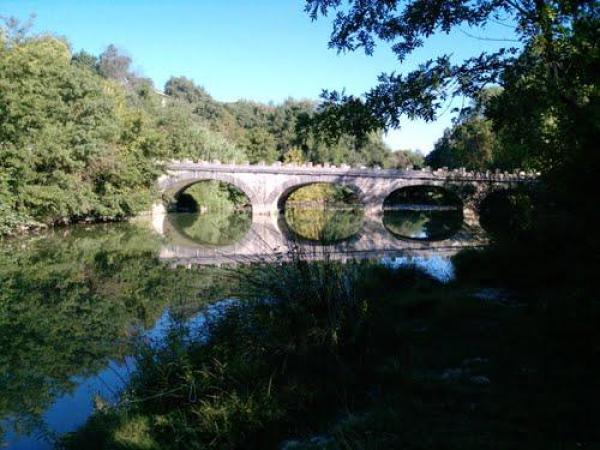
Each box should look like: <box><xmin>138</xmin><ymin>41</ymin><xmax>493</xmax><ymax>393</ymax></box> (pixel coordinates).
<box><xmin>155</xmin><ymin>160</ymin><xmax>539</xmax><ymax>222</ymax></box>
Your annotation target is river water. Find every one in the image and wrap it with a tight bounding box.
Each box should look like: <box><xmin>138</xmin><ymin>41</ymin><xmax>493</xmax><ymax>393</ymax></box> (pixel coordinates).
<box><xmin>0</xmin><ymin>206</ymin><xmax>482</xmax><ymax>449</ymax></box>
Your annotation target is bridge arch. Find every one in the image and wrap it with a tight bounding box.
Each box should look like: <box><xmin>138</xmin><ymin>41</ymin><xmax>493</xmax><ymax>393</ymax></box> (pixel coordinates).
<box><xmin>158</xmin><ymin>172</ymin><xmax>258</xmax><ymax>211</ymax></box>
<box><xmin>274</xmin><ymin>212</ymin><xmax>366</xmax><ymax>245</ymax></box>
<box><xmin>382</xmin><ymin>184</ymin><xmax>463</xmax><ymax>209</ymax></box>
<box><xmin>268</xmin><ymin>179</ymin><xmax>367</xmax><ymax>213</ymax></box>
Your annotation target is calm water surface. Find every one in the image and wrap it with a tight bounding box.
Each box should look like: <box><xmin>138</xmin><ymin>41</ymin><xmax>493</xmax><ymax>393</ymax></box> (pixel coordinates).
<box><xmin>0</xmin><ymin>206</ymin><xmax>473</xmax><ymax>449</ymax></box>
<box><xmin>283</xmin><ymin>206</ymin><xmax>364</xmax><ymax>243</ymax></box>
<box><xmin>383</xmin><ymin>209</ymin><xmax>464</xmax><ymax>241</ymax></box>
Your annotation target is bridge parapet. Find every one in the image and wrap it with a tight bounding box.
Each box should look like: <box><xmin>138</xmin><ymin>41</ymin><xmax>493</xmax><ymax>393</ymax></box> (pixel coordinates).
<box><xmin>162</xmin><ymin>160</ymin><xmax>539</xmax><ymax>183</ymax></box>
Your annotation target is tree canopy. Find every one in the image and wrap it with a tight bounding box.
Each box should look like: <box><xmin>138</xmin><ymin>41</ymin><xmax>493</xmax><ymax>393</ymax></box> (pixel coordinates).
<box><xmin>0</xmin><ymin>31</ymin><xmax>162</xmax><ymax>230</ymax></box>
<box><xmin>306</xmin><ymin>0</ymin><xmax>599</xmax><ymax>176</ymax></box>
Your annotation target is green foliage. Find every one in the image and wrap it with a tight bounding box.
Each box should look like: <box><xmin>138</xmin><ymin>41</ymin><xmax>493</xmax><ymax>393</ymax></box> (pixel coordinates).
<box><xmin>427</xmin><ymin>117</ymin><xmax>498</xmax><ymax>170</ymax></box>
<box><xmin>0</xmin><ymin>18</ymin><xmax>394</xmax><ymax>235</ymax></box>
<box><xmin>425</xmin><ymin>89</ymin><xmax>503</xmax><ymax>170</ymax></box>
<box><xmin>282</xmin><ymin>184</ymin><xmax>364</xmax><ymax>242</ymax></box>
<box><xmin>0</xmin><ymin>203</ymin><xmax>37</xmax><ymax>235</ymax></box>
<box><xmin>390</xmin><ymin>149</ymin><xmax>424</xmax><ymax>169</ymax></box>
<box><xmin>286</xmin><ymin>183</ymin><xmax>359</xmax><ymax>206</ymax></box>
<box><xmin>153</xmin><ymin>101</ymin><xmax>246</xmax><ymax>163</ymax></box>
<box><xmin>63</xmin><ymin>258</ymin><xmax>377</xmax><ymax>450</ymax></box>
<box><xmin>302</xmin><ymin>131</ymin><xmax>393</xmax><ymax>168</ymax></box>
<box><xmin>282</xmin><ymin>147</ymin><xmax>305</xmax><ymax>164</ymax></box>
<box><xmin>306</xmin><ymin>0</ymin><xmax>597</xmax><ymax>132</ymax></box>
<box><xmin>163</xmin><ymin>76</ymin><xmax>394</xmax><ymax>166</ymax></box>
<box><xmin>0</xmin><ymin>26</ymin><xmax>161</xmax><ymax>229</ymax></box>
<box><xmin>242</xmin><ymin>127</ymin><xmax>279</xmax><ymax>163</ymax></box>
<box><xmin>383</xmin><ymin>210</ymin><xmax>464</xmax><ymax>241</ymax></box>
<box><xmin>71</xmin><ymin>49</ymin><xmax>98</xmax><ymax>71</ymax></box>
<box><xmin>487</xmin><ymin>24</ymin><xmax>600</xmax><ymax>211</ymax></box>
<box><xmin>96</xmin><ymin>44</ymin><xmax>132</xmax><ymax>83</ymax></box>
<box><xmin>165</xmin><ymin>76</ymin><xmax>218</xmax><ymax>111</ymax></box>
<box><xmin>0</xmin><ymin>226</ymin><xmax>166</xmax><ymax>440</ymax></box>
<box><xmin>177</xmin><ymin>181</ymin><xmax>250</xmax><ymax>211</ymax></box>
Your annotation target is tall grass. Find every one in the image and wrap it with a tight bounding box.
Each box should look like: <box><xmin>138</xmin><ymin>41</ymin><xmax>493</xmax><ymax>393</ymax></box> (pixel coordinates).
<box><xmin>61</xmin><ymin>254</ymin><xmax>386</xmax><ymax>449</ymax></box>
<box><xmin>234</xmin><ymin>252</ymin><xmax>369</xmax><ymax>350</ymax></box>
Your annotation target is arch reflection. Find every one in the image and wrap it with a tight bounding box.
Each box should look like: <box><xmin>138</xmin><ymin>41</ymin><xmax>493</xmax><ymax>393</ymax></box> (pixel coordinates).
<box><xmin>383</xmin><ymin>209</ymin><xmax>463</xmax><ymax>241</ymax></box>
<box><xmin>280</xmin><ymin>183</ymin><xmax>364</xmax><ymax>244</ymax></box>
<box><xmin>281</xmin><ymin>207</ymin><xmax>364</xmax><ymax>244</ymax></box>
<box><xmin>383</xmin><ymin>185</ymin><xmax>463</xmax><ymax>241</ymax></box>
<box><xmin>167</xmin><ymin>210</ymin><xmax>252</xmax><ymax>247</ymax></box>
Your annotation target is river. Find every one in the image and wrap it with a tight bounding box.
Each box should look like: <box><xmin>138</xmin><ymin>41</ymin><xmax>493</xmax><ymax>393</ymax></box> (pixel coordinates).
<box><xmin>0</xmin><ymin>205</ymin><xmax>482</xmax><ymax>449</ymax></box>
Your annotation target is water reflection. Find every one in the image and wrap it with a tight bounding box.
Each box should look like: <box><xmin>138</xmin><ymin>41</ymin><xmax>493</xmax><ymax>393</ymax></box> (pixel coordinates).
<box><xmin>0</xmin><ymin>225</ymin><xmax>228</xmax><ymax>449</ymax></box>
<box><xmin>283</xmin><ymin>206</ymin><xmax>364</xmax><ymax>243</ymax></box>
<box><xmin>158</xmin><ymin>208</ymin><xmax>479</xmax><ymax>267</ymax></box>
<box><xmin>167</xmin><ymin>209</ymin><xmax>252</xmax><ymax>246</ymax></box>
<box><xmin>0</xmin><ymin>207</ymin><xmax>481</xmax><ymax>448</ymax></box>
<box><xmin>383</xmin><ymin>209</ymin><xmax>464</xmax><ymax>241</ymax></box>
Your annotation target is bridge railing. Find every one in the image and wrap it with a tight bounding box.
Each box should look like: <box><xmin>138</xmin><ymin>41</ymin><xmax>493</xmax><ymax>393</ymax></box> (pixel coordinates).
<box><xmin>160</xmin><ymin>159</ymin><xmax>540</xmax><ymax>182</ymax></box>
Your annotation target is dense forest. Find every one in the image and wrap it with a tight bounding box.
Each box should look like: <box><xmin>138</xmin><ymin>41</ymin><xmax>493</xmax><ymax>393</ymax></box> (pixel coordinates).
<box><xmin>0</xmin><ymin>20</ymin><xmax>421</xmax><ymax>235</ymax></box>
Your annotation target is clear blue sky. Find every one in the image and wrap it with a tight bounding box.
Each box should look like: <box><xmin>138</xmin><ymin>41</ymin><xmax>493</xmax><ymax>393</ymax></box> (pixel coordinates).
<box><xmin>2</xmin><ymin>0</ymin><xmax>516</xmax><ymax>152</ymax></box>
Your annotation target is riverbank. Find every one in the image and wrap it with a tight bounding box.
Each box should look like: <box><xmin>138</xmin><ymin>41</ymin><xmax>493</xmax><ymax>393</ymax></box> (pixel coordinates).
<box><xmin>0</xmin><ymin>214</ymin><xmax>137</xmax><ymax>239</ymax></box>
<box><xmin>60</xmin><ymin>248</ymin><xmax>600</xmax><ymax>449</ymax></box>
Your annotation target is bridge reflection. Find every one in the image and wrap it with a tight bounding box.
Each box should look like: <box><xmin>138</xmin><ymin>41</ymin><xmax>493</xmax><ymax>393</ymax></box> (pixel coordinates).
<box><xmin>152</xmin><ymin>211</ymin><xmax>486</xmax><ymax>267</ymax></box>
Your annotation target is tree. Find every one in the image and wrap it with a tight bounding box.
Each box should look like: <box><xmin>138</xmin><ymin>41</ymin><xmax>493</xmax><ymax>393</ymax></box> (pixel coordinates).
<box><xmin>165</xmin><ymin>76</ymin><xmax>214</xmax><ymax>104</ymax></box>
<box><xmin>488</xmin><ymin>28</ymin><xmax>600</xmax><ymax>174</ymax></box>
<box><xmin>283</xmin><ymin>147</ymin><xmax>305</xmax><ymax>164</ymax></box>
<box><xmin>71</xmin><ymin>49</ymin><xmax>97</xmax><ymax>70</ymax></box>
<box><xmin>391</xmin><ymin>149</ymin><xmax>424</xmax><ymax>169</ymax></box>
<box><xmin>97</xmin><ymin>44</ymin><xmax>132</xmax><ymax>82</ymax></box>
<box><xmin>305</xmin><ymin>0</ymin><xmax>598</xmax><ymax>153</ymax></box>
<box><xmin>426</xmin><ymin>118</ymin><xmax>498</xmax><ymax>170</ymax></box>
<box><xmin>242</xmin><ymin>128</ymin><xmax>279</xmax><ymax>163</ymax></box>
<box><xmin>0</xmin><ymin>25</ymin><xmax>163</xmax><ymax>229</ymax></box>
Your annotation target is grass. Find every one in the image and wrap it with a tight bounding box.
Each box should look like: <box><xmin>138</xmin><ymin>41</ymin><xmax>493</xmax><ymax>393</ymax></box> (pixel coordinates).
<box><xmin>60</xmin><ymin>247</ymin><xmax>600</xmax><ymax>450</ymax></box>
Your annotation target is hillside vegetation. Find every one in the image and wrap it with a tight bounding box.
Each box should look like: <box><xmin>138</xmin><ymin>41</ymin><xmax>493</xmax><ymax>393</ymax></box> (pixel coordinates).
<box><xmin>0</xmin><ymin>21</ymin><xmax>400</xmax><ymax>235</ymax></box>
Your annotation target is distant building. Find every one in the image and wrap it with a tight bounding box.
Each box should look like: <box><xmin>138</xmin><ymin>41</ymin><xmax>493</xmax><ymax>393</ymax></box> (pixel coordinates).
<box><xmin>153</xmin><ymin>89</ymin><xmax>170</xmax><ymax>107</ymax></box>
